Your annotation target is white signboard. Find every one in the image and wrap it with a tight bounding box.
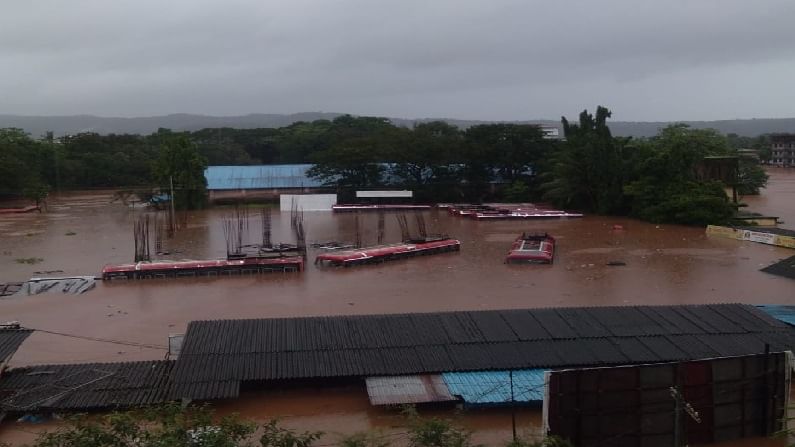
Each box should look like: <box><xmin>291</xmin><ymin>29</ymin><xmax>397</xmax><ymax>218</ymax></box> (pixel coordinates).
<box><xmin>742</xmin><ymin>230</ymin><xmax>777</xmax><ymax>245</ymax></box>
<box><xmin>279</xmin><ymin>194</ymin><xmax>337</xmax><ymax>211</ymax></box>
<box><xmin>356</xmin><ymin>190</ymin><xmax>413</xmax><ymax>198</ymax></box>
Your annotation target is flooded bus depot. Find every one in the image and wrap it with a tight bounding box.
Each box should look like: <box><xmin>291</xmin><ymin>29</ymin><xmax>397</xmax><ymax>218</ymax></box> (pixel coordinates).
<box><xmin>0</xmin><ymin>168</ymin><xmax>793</xmax><ymax>446</ymax></box>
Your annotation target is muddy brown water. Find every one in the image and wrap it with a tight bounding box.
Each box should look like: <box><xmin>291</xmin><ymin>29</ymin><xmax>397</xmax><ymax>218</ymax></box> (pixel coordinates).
<box><xmin>1</xmin><ymin>169</ymin><xmax>794</xmax><ymax>446</ymax></box>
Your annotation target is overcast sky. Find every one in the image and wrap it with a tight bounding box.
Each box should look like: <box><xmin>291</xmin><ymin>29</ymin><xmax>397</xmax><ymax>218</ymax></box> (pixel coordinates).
<box><xmin>1</xmin><ymin>0</ymin><xmax>794</xmax><ymax>121</ymax></box>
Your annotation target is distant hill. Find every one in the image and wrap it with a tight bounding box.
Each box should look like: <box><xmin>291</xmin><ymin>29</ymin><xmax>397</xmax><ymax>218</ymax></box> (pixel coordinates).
<box><xmin>1</xmin><ymin>113</ymin><xmax>794</xmax><ymax>138</ymax></box>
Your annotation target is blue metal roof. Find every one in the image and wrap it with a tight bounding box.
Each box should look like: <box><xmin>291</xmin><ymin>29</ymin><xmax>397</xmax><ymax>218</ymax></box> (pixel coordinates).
<box><xmin>204</xmin><ymin>163</ymin><xmax>531</xmax><ymax>190</ymax></box>
<box><xmin>205</xmin><ymin>165</ymin><xmax>324</xmax><ymax>190</ymax></box>
<box><xmin>757</xmin><ymin>305</ymin><xmax>795</xmax><ymax>326</ymax></box>
<box><xmin>442</xmin><ymin>369</ymin><xmax>546</xmax><ymax>405</ymax></box>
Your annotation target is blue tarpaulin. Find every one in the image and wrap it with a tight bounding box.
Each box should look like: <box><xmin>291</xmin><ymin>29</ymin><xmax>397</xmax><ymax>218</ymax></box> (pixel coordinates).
<box><xmin>757</xmin><ymin>305</ymin><xmax>795</xmax><ymax>326</ymax></box>
<box><xmin>442</xmin><ymin>369</ymin><xmax>546</xmax><ymax>405</ymax></box>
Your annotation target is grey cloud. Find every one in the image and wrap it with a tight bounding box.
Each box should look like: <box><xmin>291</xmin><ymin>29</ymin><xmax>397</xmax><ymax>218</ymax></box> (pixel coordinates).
<box><xmin>1</xmin><ymin>0</ymin><xmax>794</xmax><ymax>120</ymax></box>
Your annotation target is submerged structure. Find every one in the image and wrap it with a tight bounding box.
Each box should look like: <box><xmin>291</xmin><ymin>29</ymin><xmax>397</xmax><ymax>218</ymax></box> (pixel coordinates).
<box><xmin>103</xmin><ymin>207</ymin><xmax>306</xmax><ymax>280</ymax></box>
<box><xmin>706</xmin><ymin>225</ymin><xmax>795</xmax><ymax>249</ymax></box>
<box><xmin>102</xmin><ymin>256</ymin><xmax>303</xmax><ymax>280</ymax></box>
<box><xmin>315</xmin><ymin>212</ymin><xmax>460</xmax><ymax>267</ymax></box>
<box><xmin>505</xmin><ymin>233</ymin><xmax>555</xmax><ymax>264</ymax></box>
<box><xmin>332</xmin><ymin>204</ymin><xmax>431</xmax><ymax>212</ymax></box>
<box><xmin>315</xmin><ymin>236</ymin><xmax>460</xmax><ymax>267</ymax></box>
<box><xmin>761</xmin><ymin>255</ymin><xmax>795</xmax><ymax>281</ymax></box>
<box><xmin>445</xmin><ymin>204</ymin><xmax>582</xmax><ymax>220</ymax></box>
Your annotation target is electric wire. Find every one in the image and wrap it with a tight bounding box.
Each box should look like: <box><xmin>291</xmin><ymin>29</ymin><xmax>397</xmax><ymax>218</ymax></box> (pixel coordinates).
<box><xmin>24</xmin><ymin>327</ymin><xmax>167</xmax><ymax>350</ymax></box>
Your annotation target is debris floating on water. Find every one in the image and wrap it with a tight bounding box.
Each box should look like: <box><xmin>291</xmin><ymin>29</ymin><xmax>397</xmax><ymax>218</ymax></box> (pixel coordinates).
<box><xmin>14</xmin><ymin>276</ymin><xmax>96</xmax><ymax>296</ymax></box>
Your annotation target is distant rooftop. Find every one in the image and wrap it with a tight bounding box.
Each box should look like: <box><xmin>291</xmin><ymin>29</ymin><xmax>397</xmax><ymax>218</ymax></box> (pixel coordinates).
<box><xmin>205</xmin><ymin>165</ymin><xmax>324</xmax><ymax>190</ymax></box>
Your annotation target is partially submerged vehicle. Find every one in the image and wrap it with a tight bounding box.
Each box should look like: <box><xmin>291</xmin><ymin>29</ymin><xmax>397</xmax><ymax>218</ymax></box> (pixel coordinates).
<box><xmin>315</xmin><ymin>236</ymin><xmax>460</xmax><ymax>267</ymax></box>
<box><xmin>505</xmin><ymin>233</ymin><xmax>555</xmax><ymax>264</ymax></box>
<box><xmin>102</xmin><ymin>255</ymin><xmax>303</xmax><ymax>279</ymax></box>
<box><xmin>473</xmin><ymin>210</ymin><xmax>583</xmax><ymax>220</ymax></box>
<box><xmin>445</xmin><ymin>204</ymin><xmax>582</xmax><ymax>220</ymax></box>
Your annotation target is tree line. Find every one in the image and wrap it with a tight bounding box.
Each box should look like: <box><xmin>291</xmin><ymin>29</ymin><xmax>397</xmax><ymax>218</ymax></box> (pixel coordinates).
<box><xmin>0</xmin><ymin>107</ymin><xmax>769</xmax><ymax>224</ymax></box>
<box><xmin>16</xmin><ymin>403</ymin><xmax>570</xmax><ymax>447</ymax></box>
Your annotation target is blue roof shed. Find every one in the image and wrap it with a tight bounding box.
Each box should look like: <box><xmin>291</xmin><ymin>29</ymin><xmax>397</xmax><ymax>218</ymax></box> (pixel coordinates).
<box><xmin>757</xmin><ymin>305</ymin><xmax>795</xmax><ymax>326</ymax></box>
<box><xmin>205</xmin><ymin>165</ymin><xmax>324</xmax><ymax>190</ymax></box>
<box><xmin>442</xmin><ymin>369</ymin><xmax>546</xmax><ymax>406</ymax></box>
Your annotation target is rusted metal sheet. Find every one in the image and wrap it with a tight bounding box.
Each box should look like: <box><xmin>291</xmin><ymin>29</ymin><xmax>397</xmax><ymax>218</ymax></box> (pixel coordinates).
<box><xmin>365</xmin><ymin>375</ymin><xmax>455</xmax><ymax>406</ymax></box>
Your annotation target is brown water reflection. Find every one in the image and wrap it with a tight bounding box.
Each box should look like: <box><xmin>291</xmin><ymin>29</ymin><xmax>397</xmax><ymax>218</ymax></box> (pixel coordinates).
<box><xmin>1</xmin><ymin>170</ymin><xmax>794</xmax><ymax>446</ymax></box>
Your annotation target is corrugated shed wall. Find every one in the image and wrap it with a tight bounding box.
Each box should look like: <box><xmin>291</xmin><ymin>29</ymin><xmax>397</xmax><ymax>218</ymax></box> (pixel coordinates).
<box><xmin>545</xmin><ymin>352</ymin><xmax>791</xmax><ymax>446</ymax></box>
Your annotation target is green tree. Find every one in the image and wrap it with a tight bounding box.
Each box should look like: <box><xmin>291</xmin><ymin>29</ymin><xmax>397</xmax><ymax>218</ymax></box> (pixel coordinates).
<box><xmin>154</xmin><ymin>136</ymin><xmax>208</xmax><ymax>210</ymax></box>
<box><xmin>502</xmin><ymin>180</ymin><xmax>530</xmax><ymax>202</ymax></box>
<box><xmin>400</xmin><ymin>406</ymin><xmax>475</xmax><ymax>447</ymax></box>
<box><xmin>338</xmin><ymin>431</ymin><xmax>392</xmax><ymax>447</ymax></box>
<box><xmin>308</xmin><ymin>143</ymin><xmax>384</xmax><ymax>190</ymax></box>
<box><xmin>390</xmin><ymin>121</ymin><xmax>463</xmax><ymax>202</ymax></box>
<box><xmin>407</xmin><ymin>417</ymin><xmax>474</xmax><ymax>447</ymax></box>
<box><xmin>624</xmin><ymin>125</ymin><xmax>737</xmax><ymax>225</ymax></box>
<box><xmin>259</xmin><ymin>419</ymin><xmax>323</xmax><ymax>447</ymax></box>
<box><xmin>541</xmin><ymin>107</ymin><xmax>626</xmax><ymax>214</ymax></box>
<box><xmin>0</xmin><ymin>128</ymin><xmax>53</xmax><ymax>199</ymax></box>
<box><xmin>31</xmin><ymin>404</ymin><xmax>257</xmax><ymax>447</ymax></box>
<box><xmin>504</xmin><ymin>436</ymin><xmax>573</xmax><ymax>447</ymax></box>
<box><xmin>465</xmin><ymin>124</ymin><xmax>549</xmax><ymax>183</ymax></box>
<box><xmin>736</xmin><ymin>159</ymin><xmax>768</xmax><ymax>195</ymax></box>
<box><xmin>22</xmin><ymin>182</ymin><xmax>50</xmax><ymax>210</ymax></box>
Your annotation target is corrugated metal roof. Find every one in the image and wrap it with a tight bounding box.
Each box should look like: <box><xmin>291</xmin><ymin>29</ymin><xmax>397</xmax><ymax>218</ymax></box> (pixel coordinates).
<box><xmin>442</xmin><ymin>369</ymin><xmax>546</xmax><ymax>405</ymax></box>
<box><xmin>761</xmin><ymin>255</ymin><xmax>795</xmax><ymax>280</ymax></box>
<box><xmin>205</xmin><ymin>165</ymin><xmax>324</xmax><ymax>190</ymax></box>
<box><xmin>757</xmin><ymin>305</ymin><xmax>795</xmax><ymax>325</ymax></box>
<box><xmin>0</xmin><ymin>360</ymin><xmax>176</xmax><ymax>412</ymax></box>
<box><xmin>365</xmin><ymin>374</ymin><xmax>455</xmax><ymax>406</ymax></box>
<box><xmin>170</xmin><ymin>304</ymin><xmax>795</xmax><ymax>397</ymax></box>
<box><xmin>0</xmin><ymin>329</ymin><xmax>32</xmax><ymax>366</ymax></box>
<box><xmin>204</xmin><ymin>163</ymin><xmax>522</xmax><ymax>190</ymax></box>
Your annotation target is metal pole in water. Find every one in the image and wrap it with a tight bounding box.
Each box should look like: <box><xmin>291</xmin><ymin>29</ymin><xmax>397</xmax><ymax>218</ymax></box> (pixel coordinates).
<box><xmin>170</xmin><ymin>175</ymin><xmax>177</xmax><ymax>233</ymax></box>
<box><xmin>510</xmin><ymin>370</ymin><xmax>517</xmax><ymax>442</ymax></box>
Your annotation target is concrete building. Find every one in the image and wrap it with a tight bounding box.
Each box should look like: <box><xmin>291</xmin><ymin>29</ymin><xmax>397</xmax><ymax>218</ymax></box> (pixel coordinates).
<box><xmin>770</xmin><ymin>134</ymin><xmax>795</xmax><ymax>167</ymax></box>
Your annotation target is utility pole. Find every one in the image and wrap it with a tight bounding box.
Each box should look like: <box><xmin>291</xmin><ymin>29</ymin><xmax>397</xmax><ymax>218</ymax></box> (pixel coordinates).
<box><xmin>510</xmin><ymin>370</ymin><xmax>517</xmax><ymax>442</ymax></box>
<box><xmin>672</xmin><ymin>386</ymin><xmax>682</xmax><ymax>447</ymax></box>
<box><xmin>670</xmin><ymin>386</ymin><xmax>701</xmax><ymax>447</ymax></box>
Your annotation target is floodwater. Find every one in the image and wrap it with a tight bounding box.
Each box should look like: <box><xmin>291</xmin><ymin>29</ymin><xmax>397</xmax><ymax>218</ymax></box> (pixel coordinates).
<box><xmin>0</xmin><ymin>169</ymin><xmax>793</xmax><ymax>446</ymax></box>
